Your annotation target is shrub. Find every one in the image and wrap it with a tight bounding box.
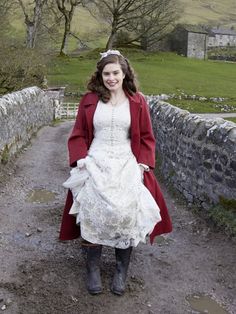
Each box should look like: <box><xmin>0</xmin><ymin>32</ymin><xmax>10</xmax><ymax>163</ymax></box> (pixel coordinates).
<box><xmin>0</xmin><ymin>44</ymin><xmax>50</xmax><ymax>95</ymax></box>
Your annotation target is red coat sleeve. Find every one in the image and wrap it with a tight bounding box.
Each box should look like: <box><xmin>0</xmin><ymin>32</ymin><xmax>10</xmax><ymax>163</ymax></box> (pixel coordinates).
<box><xmin>68</xmin><ymin>96</ymin><xmax>88</xmax><ymax>167</ymax></box>
<box><xmin>137</xmin><ymin>94</ymin><xmax>156</xmax><ymax>169</ymax></box>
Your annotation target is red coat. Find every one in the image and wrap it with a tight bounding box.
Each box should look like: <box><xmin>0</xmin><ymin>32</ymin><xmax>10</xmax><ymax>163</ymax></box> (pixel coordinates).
<box><xmin>59</xmin><ymin>92</ymin><xmax>172</xmax><ymax>243</ymax></box>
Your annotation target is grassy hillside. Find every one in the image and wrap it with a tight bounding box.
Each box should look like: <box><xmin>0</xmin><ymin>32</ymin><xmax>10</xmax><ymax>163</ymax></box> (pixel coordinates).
<box><xmin>179</xmin><ymin>0</ymin><xmax>236</xmax><ymax>27</ymax></box>
<box><xmin>48</xmin><ymin>50</ymin><xmax>236</xmax><ymax>113</ymax></box>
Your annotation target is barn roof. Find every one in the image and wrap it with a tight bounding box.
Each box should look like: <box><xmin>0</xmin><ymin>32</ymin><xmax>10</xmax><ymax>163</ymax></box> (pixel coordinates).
<box><xmin>178</xmin><ymin>24</ymin><xmax>208</xmax><ymax>34</ymax></box>
<box><xmin>210</xmin><ymin>28</ymin><xmax>236</xmax><ymax>36</ymax></box>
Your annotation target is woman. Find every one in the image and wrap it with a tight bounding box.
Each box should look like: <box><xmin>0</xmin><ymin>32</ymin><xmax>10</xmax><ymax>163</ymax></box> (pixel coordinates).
<box><xmin>59</xmin><ymin>50</ymin><xmax>172</xmax><ymax>296</ymax></box>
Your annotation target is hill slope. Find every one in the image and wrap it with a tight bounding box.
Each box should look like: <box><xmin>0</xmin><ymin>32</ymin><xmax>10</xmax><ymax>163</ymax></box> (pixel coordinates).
<box><xmin>179</xmin><ymin>0</ymin><xmax>236</xmax><ymax>27</ymax></box>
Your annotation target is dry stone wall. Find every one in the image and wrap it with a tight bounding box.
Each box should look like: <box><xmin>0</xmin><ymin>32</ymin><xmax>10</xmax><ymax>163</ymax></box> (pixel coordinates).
<box><xmin>148</xmin><ymin>96</ymin><xmax>236</xmax><ymax>208</ymax></box>
<box><xmin>0</xmin><ymin>87</ymin><xmax>54</xmax><ymax>163</ymax></box>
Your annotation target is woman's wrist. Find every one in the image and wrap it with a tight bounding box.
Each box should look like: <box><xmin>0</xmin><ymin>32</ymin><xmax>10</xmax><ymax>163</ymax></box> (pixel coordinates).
<box><xmin>139</xmin><ymin>163</ymin><xmax>150</xmax><ymax>172</ymax></box>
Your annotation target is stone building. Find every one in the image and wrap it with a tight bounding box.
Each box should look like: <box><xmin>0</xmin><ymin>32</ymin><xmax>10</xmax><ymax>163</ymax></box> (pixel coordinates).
<box><xmin>208</xmin><ymin>27</ymin><xmax>236</xmax><ymax>47</ymax></box>
<box><xmin>170</xmin><ymin>24</ymin><xmax>208</xmax><ymax>59</ymax></box>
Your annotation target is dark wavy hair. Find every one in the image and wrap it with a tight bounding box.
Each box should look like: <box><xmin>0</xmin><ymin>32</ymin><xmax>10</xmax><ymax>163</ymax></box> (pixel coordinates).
<box><xmin>87</xmin><ymin>53</ymin><xmax>138</xmax><ymax>103</ymax></box>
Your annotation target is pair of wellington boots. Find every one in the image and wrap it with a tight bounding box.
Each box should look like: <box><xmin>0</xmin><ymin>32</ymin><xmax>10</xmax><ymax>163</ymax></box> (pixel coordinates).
<box><xmin>86</xmin><ymin>245</ymin><xmax>132</xmax><ymax>295</ymax></box>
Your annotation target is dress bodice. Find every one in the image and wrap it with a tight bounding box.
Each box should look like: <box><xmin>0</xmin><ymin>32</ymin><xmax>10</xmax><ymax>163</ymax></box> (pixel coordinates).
<box><xmin>93</xmin><ymin>99</ymin><xmax>131</xmax><ymax>145</ymax></box>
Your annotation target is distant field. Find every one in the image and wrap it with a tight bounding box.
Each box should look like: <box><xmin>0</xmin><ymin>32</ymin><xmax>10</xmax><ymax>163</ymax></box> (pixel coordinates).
<box><xmin>48</xmin><ymin>50</ymin><xmax>236</xmax><ymax>113</ymax></box>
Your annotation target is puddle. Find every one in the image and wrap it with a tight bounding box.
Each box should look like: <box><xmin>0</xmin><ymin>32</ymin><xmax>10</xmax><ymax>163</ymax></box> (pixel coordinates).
<box><xmin>186</xmin><ymin>294</ymin><xmax>229</xmax><ymax>314</ymax></box>
<box><xmin>154</xmin><ymin>236</ymin><xmax>166</xmax><ymax>244</ymax></box>
<box><xmin>27</xmin><ymin>189</ymin><xmax>56</xmax><ymax>203</ymax></box>
<box><xmin>5</xmin><ymin>232</ymin><xmax>55</xmax><ymax>251</ymax></box>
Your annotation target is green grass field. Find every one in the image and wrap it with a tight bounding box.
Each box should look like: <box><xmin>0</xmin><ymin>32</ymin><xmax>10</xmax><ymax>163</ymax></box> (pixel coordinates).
<box><xmin>48</xmin><ymin>50</ymin><xmax>236</xmax><ymax>113</ymax></box>
<box><xmin>225</xmin><ymin>117</ymin><xmax>236</xmax><ymax>123</ymax></box>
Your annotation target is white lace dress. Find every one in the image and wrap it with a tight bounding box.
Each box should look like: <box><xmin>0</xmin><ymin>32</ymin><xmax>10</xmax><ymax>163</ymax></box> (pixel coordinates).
<box><xmin>63</xmin><ymin>99</ymin><xmax>162</xmax><ymax>248</ymax></box>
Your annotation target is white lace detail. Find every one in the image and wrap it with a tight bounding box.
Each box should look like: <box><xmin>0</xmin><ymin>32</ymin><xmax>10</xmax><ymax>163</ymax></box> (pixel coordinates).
<box><xmin>63</xmin><ymin>99</ymin><xmax>161</xmax><ymax>248</ymax></box>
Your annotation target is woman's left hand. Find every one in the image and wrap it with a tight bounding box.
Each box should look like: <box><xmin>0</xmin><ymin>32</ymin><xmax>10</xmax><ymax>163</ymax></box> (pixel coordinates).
<box><xmin>139</xmin><ymin>163</ymin><xmax>149</xmax><ymax>182</ymax></box>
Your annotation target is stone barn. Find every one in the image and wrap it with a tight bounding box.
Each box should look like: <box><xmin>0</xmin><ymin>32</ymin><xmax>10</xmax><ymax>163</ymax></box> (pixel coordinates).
<box><xmin>170</xmin><ymin>25</ymin><xmax>208</xmax><ymax>59</ymax></box>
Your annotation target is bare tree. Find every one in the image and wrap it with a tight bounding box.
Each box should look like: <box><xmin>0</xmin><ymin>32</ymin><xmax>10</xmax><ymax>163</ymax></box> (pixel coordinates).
<box><xmin>93</xmin><ymin>0</ymin><xmax>145</xmax><ymax>49</ymax></box>
<box><xmin>126</xmin><ymin>0</ymin><xmax>180</xmax><ymax>50</ymax></box>
<box><xmin>56</xmin><ymin>0</ymin><xmax>82</xmax><ymax>56</ymax></box>
<box><xmin>93</xmin><ymin>0</ymin><xmax>179</xmax><ymax>50</ymax></box>
<box><xmin>18</xmin><ymin>0</ymin><xmax>47</xmax><ymax>48</ymax></box>
<box><xmin>0</xmin><ymin>0</ymin><xmax>14</xmax><ymax>18</ymax></box>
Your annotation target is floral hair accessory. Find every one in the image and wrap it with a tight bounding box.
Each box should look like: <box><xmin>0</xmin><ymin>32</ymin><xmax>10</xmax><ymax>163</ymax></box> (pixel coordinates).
<box><xmin>100</xmin><ymin>49</ymin><xmax>122</xmax><ymax>60</ymax></box>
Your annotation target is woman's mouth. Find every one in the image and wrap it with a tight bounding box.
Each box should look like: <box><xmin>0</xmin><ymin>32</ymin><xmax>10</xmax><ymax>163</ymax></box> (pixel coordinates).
<box><xmin>107</xmin><ymin>82</ymin><xmax>117</xmax><ymax>87</ymax></box>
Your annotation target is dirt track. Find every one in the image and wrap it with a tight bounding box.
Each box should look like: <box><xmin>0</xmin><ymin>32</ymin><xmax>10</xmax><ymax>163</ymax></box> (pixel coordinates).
<box><xmin>0</xmin><ymin>121</ymin><xmax>235</xmax><ymax>314</ymax></box>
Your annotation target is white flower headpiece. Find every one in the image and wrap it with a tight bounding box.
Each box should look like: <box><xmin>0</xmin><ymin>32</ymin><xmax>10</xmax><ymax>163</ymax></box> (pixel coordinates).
<box><xmin>100</xmin><ymin>49</ymin><xmax>122</xmax><ymax>60</ymax></box>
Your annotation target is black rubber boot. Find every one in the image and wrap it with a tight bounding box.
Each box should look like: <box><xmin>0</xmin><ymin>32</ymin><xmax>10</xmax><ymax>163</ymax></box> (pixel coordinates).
<box><xmin>86</xmin><ymin>245</ymin><xmax>102</xmax><ymax>295</ymax></box>
<box><xmin>111</xmin><ymin>247</ymin><xmax>132</xmax><ymax>295</ymax></box>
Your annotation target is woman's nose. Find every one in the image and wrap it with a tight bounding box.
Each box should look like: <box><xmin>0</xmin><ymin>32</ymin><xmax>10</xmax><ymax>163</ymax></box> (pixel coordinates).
<box><xmin>108</xmin><ymin>74</ymin><xmax>114</xmax><ymax>80</ymax></box>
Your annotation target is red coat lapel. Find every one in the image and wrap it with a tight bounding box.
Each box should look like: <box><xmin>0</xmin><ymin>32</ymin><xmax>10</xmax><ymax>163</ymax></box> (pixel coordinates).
<box><xmin>83</xmin><ymin>93</ymin><xmax>98</xmax><ymax>146</ymax></box>
<box><xmin>84</xmin><ymin>103</ymin><xmax>97</xmax><ymax>146</ymax></box>
<box><xmin>127</xmin><ymin>93</ymin><xmax>142</xmax><ymax>158</ymax></box>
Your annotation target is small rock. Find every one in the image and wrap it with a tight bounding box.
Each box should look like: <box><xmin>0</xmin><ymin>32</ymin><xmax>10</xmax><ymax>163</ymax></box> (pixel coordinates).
<box><xmin>147</xmin><ymin>302</ymin><xmax>152</xmax><ymax>307</ymax></box>
<box><xmin>71</xmin><ymin>296</ymin><xmax>78</xmax><ymax>302</ymax></box>
<box><xmin>193</xmin><ymin>295</ymin><xmax>200</xmax><ymax>299</ymax></box>
<box><xmin>228</xmin><ymin>285</ymin><xmax>233</xmax><ymax>289</ymax></box>
<box><xmin>25</xmin><ymin>233</ymin><xmax>32</xmax><ymax>237</ymax></box>
<box><xmin>5</xmin><ymin>299</ymin><xmax>12</xmax><ymax>305</ymax></box>
<box><xmin>1</xmin><ymin>305</ymin><xmax>6</xmax><ymax>311</ymax></box>
<box><xmin>37</xmin><ymin>228</ymin><xmax>43</xmax><ymax>233</ymax></box>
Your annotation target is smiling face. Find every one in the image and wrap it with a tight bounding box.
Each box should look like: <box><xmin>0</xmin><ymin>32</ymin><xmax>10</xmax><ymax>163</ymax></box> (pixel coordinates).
<box><xmin>101</xmin><ymin>62</ymin><xmax>125</xmax><ymax>93</ymax></box>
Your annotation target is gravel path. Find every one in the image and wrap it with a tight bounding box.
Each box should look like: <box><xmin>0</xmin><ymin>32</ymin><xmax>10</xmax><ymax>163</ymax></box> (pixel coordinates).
<box><xmin>0</xmin><ymin>121</ymin><xmax>235</xmax><ymax>314</ymax></box>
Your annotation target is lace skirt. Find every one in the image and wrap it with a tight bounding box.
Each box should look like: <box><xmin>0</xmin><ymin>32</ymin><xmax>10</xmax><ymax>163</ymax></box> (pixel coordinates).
<box><xmin>63</xmin><ymin>144</ymin><xmax>162</xmax><ymax>249</ymax></box>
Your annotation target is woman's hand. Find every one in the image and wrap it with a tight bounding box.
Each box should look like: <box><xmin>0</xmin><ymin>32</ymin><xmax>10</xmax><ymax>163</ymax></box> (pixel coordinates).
<box><xmin>139</xmin><ymin>163</ymin><xmax>149</xmax><ymax>182</ymax></box>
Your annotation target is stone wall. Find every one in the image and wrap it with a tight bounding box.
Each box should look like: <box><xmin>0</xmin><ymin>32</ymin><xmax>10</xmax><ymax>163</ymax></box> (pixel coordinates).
<box><xmin>148</xmin><ymin>97</ymin><xmax>236</xmax><ymax>207</ymax></box>
<box><xmin>0</xmin><ymin>87</ymin><xmax>54</xmax><ymax>163</ymax></box>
